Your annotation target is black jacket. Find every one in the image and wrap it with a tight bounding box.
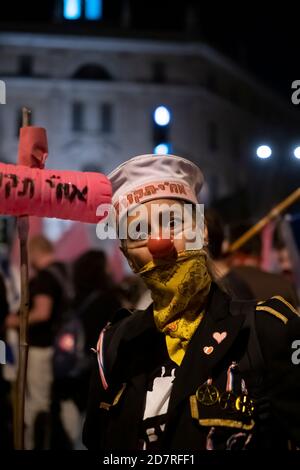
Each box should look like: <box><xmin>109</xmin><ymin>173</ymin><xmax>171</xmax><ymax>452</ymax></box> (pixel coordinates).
<box><xmin>83</xmin><ymin>283</ymin><xmax>300</xmax><ymax>450</ymax></box>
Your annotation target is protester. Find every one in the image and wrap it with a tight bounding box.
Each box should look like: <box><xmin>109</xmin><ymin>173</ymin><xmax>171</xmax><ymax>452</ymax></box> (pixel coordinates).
<box><xmin>204</xmin><ymin>209</ymin><xmax>254</xmax><ymax>300</ymax></box>
<box><xmin>51</xmin><ymin>249</ymin><xmax>122</xmax><ymax>449</ymax></box>
<box><xmin>273</xmin><ymin>238</ymin><xmax>296</xmax><ymax>284</ymax></box>
<box><xmin>119</xmin><ymin>275</ymin><xmax>152</xmax><ymax>310</ymax></box>
<box><xmin>229</xmin><ymin>224</ymin><xmax>299</xmax><ymax>307</ymax></box>
<box><xmin>83</xmin><ymin>154</ymin><xmax>300</xmax><ymax>450</ymax></box>
<box><xmin>6</xmin><ymin>235</ymin><xmax>68</xmax><ymax>449</ymax></box>
<box><xmin>0</xmin><ymin>272</ymin><xmax>11</xmax><ymax>449</ymax></box>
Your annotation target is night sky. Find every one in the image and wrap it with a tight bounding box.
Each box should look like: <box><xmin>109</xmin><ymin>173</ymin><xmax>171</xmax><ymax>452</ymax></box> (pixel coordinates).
<box><xmin>0</xmin><ymin>1</ymin><xmax>298</xmax><ymax>102</ymax></box>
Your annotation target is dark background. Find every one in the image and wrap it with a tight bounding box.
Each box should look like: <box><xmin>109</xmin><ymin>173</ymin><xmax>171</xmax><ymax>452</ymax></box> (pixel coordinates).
<box><xmin>0</xmin><ymin>1</ymin><xmax>298</xmax><ymax>102</ymax></box>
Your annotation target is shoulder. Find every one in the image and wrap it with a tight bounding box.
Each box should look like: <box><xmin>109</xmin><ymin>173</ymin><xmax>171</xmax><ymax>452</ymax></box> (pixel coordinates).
<box><xmin>30</xmin><ymin>268</ymin><xmax>57</xmax><ymax>295</ymax></box>
<box><xmin>37</xmin><ymin>263</ymin><xmax>64</xmax><ymax>283</ymax></box>
<box><xmin>255</xmin><ymin>296</ymin><xmax>300</xmax><ymax>359</ymax></box>
<box><xmin>103</xmin><ymin>307</ymin><xmax>133</xmax><ymax>340</ymax></box>
<box><xmin>256</xmin><ymin>296</ymin><xmax>299</xmax><ymax>324</ymax></box>
<box><xmin>102</xmin><ymin>306</ymin><xmax>155</xmax><ymax>353</ymax></box>
<box><xmin>95</xmin><ymin>306</ymin><xmax>155</xmax><ymax>388</ymax></box>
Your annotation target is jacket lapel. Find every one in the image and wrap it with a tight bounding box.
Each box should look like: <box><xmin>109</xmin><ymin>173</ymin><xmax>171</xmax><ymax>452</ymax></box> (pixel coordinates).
<box><xmin>114</xmin><ymin>305</ymin><xmax>168</xmax><ymax>381</ymax></box>
<box><xmin>112</xmin><ymin>284</ymin><xmax>247</xmax><ymax>417</ymax></box>
<box><xmin>168</xmin><ymin>284</ymin><xmax>247</xmax><ymax>414</ymax></box>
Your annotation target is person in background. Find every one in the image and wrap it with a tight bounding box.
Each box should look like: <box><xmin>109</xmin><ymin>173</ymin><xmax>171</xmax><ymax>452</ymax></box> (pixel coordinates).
<box><xmin>73</xmin><ymin>250</ymin><xmax>123</xmax><ymax>353</ymax></box>
<box><xmin>6</xmin><ymin>235</ymin><xmax>68</xmax><ymax>449</ymax></box>
<box><xmin>274</xmin><ymin>240</ymin><xmax>296</xmax><ymax>284</ymax></box>
<box><xmin>120</xmin><ymin>275</ymin><xmax>152</xmax><ymax>311</ymax></box>
<box><xmin>0</xmin><ymin>272</ymin><xmax>11</xmax><ymax>449</ymax></box>
<box><xmin>229</xmin><ymin>224</ymin><xmax>299</xmax><ymax>308</ymax></box>
<box><xmin>204</xmin><ymin>209</ymin><xmax>254</xmax><ymax>300</ymax></box>
<box><xmin>51</xmin><ymin>249</ymin><xmax>122</xmax><ymax>449</ymax></box>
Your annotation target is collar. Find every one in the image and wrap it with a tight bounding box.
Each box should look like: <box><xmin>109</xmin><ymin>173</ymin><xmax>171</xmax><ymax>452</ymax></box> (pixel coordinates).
<box><xmin>167</xmin><ymin>283</ymin><xmax>247</xmax><ymax>413</ymax></box>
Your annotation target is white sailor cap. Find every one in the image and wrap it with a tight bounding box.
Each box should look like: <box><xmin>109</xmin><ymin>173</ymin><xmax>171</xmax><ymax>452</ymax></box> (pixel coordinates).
<box><xmin>108</xmin><ymin>154</ymin><xmax>204</xmax><ymax>215</ymax></box>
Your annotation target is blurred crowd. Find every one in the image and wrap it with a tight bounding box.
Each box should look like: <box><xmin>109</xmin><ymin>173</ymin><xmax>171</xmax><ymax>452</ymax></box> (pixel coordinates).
<box><xmin>0</xmin><ymin>210</ymin><xmax>299</xmax><ymax>450</ymax></box>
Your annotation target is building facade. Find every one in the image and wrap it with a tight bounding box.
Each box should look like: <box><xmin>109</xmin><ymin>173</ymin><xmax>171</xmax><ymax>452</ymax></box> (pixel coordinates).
<box><xmin>0</xmin><ymin>30</ymin><xmax>299</xmax><ymax>211</ymax></box>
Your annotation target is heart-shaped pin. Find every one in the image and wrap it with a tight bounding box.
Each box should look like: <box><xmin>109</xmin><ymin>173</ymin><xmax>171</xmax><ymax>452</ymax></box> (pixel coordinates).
<box><xmin>203</xmin><ymin>346</ymin><xmax>214</xmax><ymax>355</ymax></box>
<box><xmin>213</xmin><ymin>331</ymin><xmax>227</xmax><ymax>344</ymax></box>
<box><xmin>168</xmin><ymin>321</ymin><xmax>178</xmax><ymax>332</ymax></box>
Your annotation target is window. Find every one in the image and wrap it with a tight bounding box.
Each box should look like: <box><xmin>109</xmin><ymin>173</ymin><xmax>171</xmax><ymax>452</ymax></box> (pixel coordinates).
<box><xmin>152</xmin><ymin>62</ymin><xmax>166</xmax><ymax>84</ymax></box>
<box><xmin>72</xmin><ymin>64</ymin><xmax>112</xmax><ymax>80</ymax></box>
<box><xmin>72</xmin><ymin>102</ymin><xmax>84</xmax><ymax>132</ymax></box>
<box><xmin>100</xmin><ymin>103</ymin><xmax>113</xmax><ymax>133</ymax></box>
<box><xmin>18</xmin><ymin>56</ymin><xmax>33</xmax><ymax>76</ymax></box>
<box><xmin>207</xmin><ymin>121</ymin><xmax>218</xmax><ymax>152</ymax></box>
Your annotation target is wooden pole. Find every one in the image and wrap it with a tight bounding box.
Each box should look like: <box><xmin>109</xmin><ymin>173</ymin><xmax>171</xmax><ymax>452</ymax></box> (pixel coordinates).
<box><xmin>227</xmin><ymin>187</ymin><xmax>300</xmax><ymax>253</ymax></box>
<box><xmin>15</xmin><ymin>107</ymin><xmax>31</xmax><ymax>450</ymax></box>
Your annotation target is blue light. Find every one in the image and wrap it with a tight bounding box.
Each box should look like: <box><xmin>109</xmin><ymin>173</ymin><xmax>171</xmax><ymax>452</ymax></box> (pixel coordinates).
<box><xmin>154</xmin><ymin>106</ymin><xmax>171</xmax><ymax>126</ymax></box>
<box><xmin>85</xmin><ymin>0</ymin><xmax>102</xmax><ymax>20</ymax></box>
<box><xmin>64</xmin><ymin>0</ymin><xmax>81</xmax><ymax>20</ymax></box>
<box><xmin>256</xmin><ymin>145</ymin><xmax>272</xmax><ymax>159</ymax></box>
<box><xmin>154</xmin><ymin>143</ymin><xmax>171</xmax><ymax>155</ymax></box>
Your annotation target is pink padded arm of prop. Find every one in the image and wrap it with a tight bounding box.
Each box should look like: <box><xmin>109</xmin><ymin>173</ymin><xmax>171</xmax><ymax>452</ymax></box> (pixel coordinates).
<box><xmin>0</xmin><ymin>163</ymin><xmax>112</xmax><ymax>224</ymax></box>
<box><xmin>18</xmin><ymin>127</ymin><xmax>48</xmax><ymax>168</ymax></box>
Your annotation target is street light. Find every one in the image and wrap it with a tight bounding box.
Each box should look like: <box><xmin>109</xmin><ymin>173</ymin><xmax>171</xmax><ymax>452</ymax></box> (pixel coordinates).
<box><xmin>293</xmin><ymin>146</ymin><xmax>300</xmax><ymax>159</ymax></box>
<box><xmin>64</xmin><ymin>0</ymin><xmax>81</xmax><ymax>20</ymax></box>
<box><xmin>153</xmin><ymin>106</ymin><xmax>171</xmax><ymax>126</ymax></box>
<box><xmin>256</xmin><ymin>145</ymin><xmax>272</xmax><ymax>159</ymax></box>
<box><xmin>154</xmin><ymin>143</ymin><xmax>171</xmax><ymax>155</ymax></box>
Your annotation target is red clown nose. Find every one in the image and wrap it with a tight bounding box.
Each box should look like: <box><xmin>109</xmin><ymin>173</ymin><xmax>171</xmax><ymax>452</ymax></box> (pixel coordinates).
<box><xmin>147</xmin><ymin>236</ymin><xmax>175</xmax><ymax>259</ymax></box>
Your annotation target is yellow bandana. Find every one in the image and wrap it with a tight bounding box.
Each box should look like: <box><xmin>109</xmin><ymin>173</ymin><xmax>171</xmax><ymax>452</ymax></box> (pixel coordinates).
<box><xmin>138</xmin><ymin>249</ymin><xmax>212</xmax><ymax>366</ymax></box>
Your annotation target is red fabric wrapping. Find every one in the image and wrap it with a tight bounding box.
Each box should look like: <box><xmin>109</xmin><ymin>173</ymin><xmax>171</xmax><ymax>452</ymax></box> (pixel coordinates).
<box><xmin>17</xmin><ymin>126</ymin><xmax>48</xmax><ymax>168</ymax></box>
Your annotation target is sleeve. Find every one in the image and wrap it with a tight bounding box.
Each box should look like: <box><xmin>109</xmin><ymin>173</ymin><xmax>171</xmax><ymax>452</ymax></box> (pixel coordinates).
<box><xmin>82</xmin><ymin>356</ymin><xmax>108</xmax><ymax>450</ymax></box>
<box><xmin>82</xmin><ymin>312</ymin><xmax>131</xmax><ymax>449</ymax></box>
<box><xmin>31</xmin><ymin>270</ymin><xmax>60</xmax><ymax>298</ymax></box>
<box><xmin>255</xmin><ymin>296</ymin><xmax>300</xmax><ymax>446</ymax></box>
